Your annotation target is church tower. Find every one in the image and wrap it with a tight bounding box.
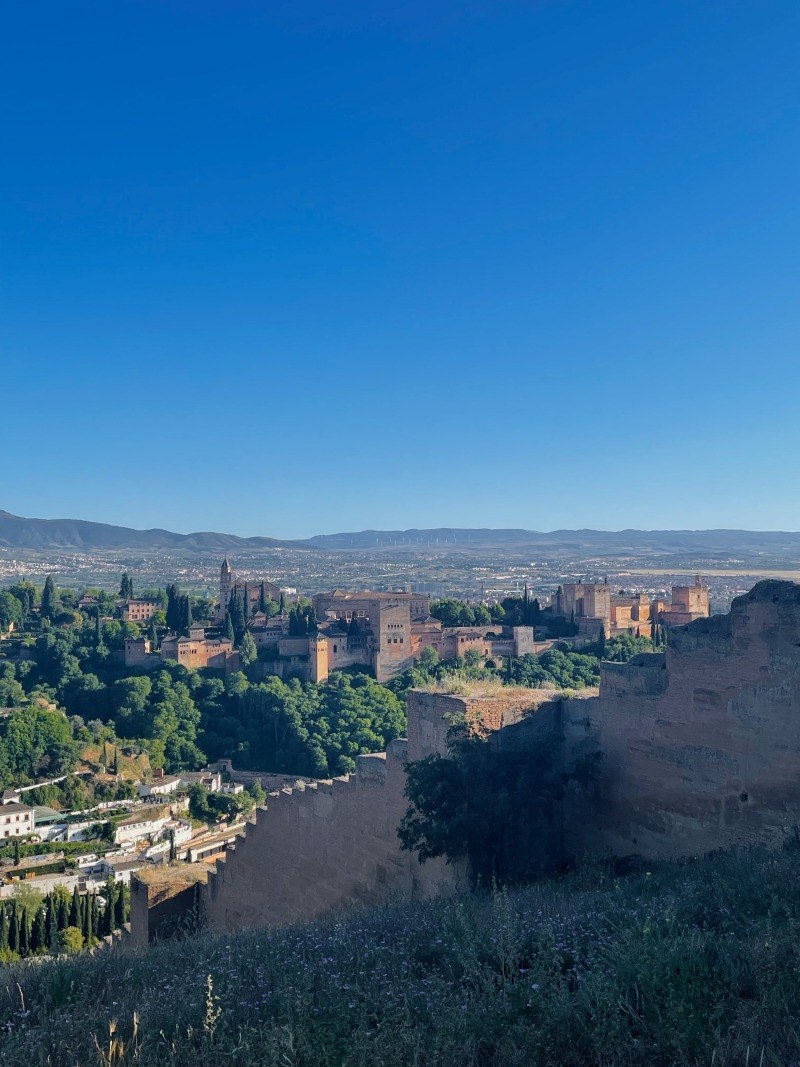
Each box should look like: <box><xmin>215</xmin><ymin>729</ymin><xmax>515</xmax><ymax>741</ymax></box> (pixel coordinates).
<box><xmin>218</xmin><ymin>556</ymin><xmax>233</xmax><ymax>623</ymax></box>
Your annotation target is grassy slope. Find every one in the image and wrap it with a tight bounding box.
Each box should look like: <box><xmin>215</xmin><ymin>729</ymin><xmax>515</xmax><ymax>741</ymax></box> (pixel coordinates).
<box><xmin>2</xmin><ymin>845</ymin><xmax>800</xmax><ymax>1066</ymax></box>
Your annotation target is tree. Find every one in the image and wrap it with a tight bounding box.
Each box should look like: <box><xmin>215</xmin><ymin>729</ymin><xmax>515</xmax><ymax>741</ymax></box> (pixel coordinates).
<box><xmin>95</xmin><ymin>606</ymin><xmax>102</xmax><ymax>646</ymax></box>
<box><xmin>165</xmin><ymin>584</ymin><xmax>182</xmax><ymax>631</ymax></box>
<box><xmin>0</xmin><ymin>591</ymin><xmax>23</xmax><ymax>632</ymax></box>
<box><xmin>58</xmin><ymin>926</ymin><xmax>83</xmax><ymax>954</ymax></box>
<box><xmin>243</xmin><ymin>583</ymin><xmax>250</xmax><ymax>624</ymax></box>
<box><xmin>228</xmin><ymin>591</ymin><xmax>245</xmax><ymax>642</ymax></box>
<box><xmin>13</xmin><ymin>838</ymin><xmax>20</xmax><ymax>867</ymax></box>
<box><xmin>225</xmin><ymin>612</ymin><xmax>235</xmax><ymax>644</ymax></box>
<box><xmin>279</xmin><ymin>592</ymin><xmax>286</xmax><ymax>615</ymax></box>
<box><xmin>150</xmin><ymin>621</ymin><xmax>159</xmax><ymax>649</ymax></box>
<box><xmin>31</xmin><ymin>904</ymin><xmax>46</xmax><ymax>954</ymax></box>
<box><xmin>259</xmin><ymin>582</ymin><xmax>267</xmax><ymax>614</ymax></box>
<box><xmin>239</xmin><ymin>631</ymin><xmax>257</xmax><ymax>668</ymax></box>
<box><xmin>41</xmin><ymin>576</ymin><xmax>56</xmax><ymax>620</ymax></box>
<box><xmin>399</xmin><ymin>719</ymin><xmax>602</xmax><ymax>885</ymax></box>
<box><xmin>119</xmin><ymin>573</ymin><xmax>133</xmax><ymax>600</ymax></box>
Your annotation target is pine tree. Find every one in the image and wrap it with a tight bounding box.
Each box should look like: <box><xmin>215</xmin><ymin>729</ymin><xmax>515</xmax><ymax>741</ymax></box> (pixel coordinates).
<box><xmin>41</xmin><ymin>576</ymin><xmax>56</xmax><ymax>620</ymax></box>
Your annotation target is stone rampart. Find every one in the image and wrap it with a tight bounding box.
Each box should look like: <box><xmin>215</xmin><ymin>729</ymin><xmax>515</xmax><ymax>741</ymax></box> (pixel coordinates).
<box><xmin>569</xmin><ymin>580</ymin><xmax>800</xmax><ymax>859</ymax></box>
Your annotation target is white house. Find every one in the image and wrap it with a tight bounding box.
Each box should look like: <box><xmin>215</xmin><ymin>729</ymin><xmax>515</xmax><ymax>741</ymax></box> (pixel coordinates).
<box><xmin>137</xmin><ymin>775</ymin><xmax>182</xmax><ymax>799</ymax></box>
<box><xmin>114</xmin><ymin>808</ymin><xmax>170</xmax><ymax>847</ymax></box>
<box><xmin>0</xmin><ymin>802</ymin><xmax>34</xmax><ymax>839</ymax></box>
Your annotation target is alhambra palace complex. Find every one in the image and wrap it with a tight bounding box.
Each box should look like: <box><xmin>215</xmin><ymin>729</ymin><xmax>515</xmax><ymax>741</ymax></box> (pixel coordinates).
<box><xmin>124</xmin><ymin>558</ymin><xmax>710</xmax><ymax>682</ymax></box>
<box><xmin>128</xmin><ymin>575</ymin><xmax>800</xmax><ymax>947</ymax></box>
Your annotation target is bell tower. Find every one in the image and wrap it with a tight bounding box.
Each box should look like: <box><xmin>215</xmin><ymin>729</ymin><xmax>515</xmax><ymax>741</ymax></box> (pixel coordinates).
<box><xmin>218</xmin><ymin>556</ymin><xmax>233</xmax><ymax>623</ymax></box>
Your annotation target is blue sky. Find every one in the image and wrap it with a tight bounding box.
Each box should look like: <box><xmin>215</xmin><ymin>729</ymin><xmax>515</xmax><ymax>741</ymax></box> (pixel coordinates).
<box><xmin>2</xmin><ymin>1</ymin><xmax>799</xmax><ymax>538</ymax></box>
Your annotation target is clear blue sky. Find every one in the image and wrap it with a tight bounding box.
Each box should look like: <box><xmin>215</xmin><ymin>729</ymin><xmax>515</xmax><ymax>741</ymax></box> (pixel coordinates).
<box><xmin>2</xmin><ymin>1</ymin><xmax>799</xmax><ymax>538</ymax></box>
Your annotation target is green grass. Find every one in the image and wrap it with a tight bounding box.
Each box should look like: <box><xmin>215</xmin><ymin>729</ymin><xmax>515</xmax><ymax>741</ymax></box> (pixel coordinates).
<box><xmin>2</xmin><ymin>844</ymin><xmax>800</xmax><ymax>1065</ymax></box>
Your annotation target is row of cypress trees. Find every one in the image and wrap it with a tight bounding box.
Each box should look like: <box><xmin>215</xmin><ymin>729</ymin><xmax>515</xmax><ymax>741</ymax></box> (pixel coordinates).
<box><xmin>0</xmin><ymin>879</ymin><xmax>129</xmax><ymax>958</ymax></box>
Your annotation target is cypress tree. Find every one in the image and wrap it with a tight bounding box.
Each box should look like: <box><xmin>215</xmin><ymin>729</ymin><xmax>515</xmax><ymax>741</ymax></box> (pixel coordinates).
<box><xmin>112</xmin><ymin>746</ymin><xmax>119</xmax><ymax>775</ymax></box>
<box><xmin>17</xmin><ymin>910</ymin><xmax>28</xmax><ymax>956</ymax></box>
<box><xmin>90</xmin><ymin>892</ymin><xmax>99</xmax><ymax>939</ymax></box>
<box><xmin>0</xmin><ymin>905</ymin><xmax>8</xmax><ymax>951</ymax></box>
<box><xmin>150</xmin><ymin>621</ymin><xmax>158</xmax><ymax>649</ymax></box>
<box><xmin>279</xmin><ymin>592</ymin><xmax>286</xmax><ymax>615</ymax></box>
<box><xmin>57</xmin><ymin>892</ymin><xmax>68</xmax><ymax>932</ymax></box>
<box><xmin>47</xmin><ymin>896</ymin><xmax>58</xmax><ymax>950</ymax></box>
<box><xmin>81</xmin><ymin>894</ymin><xmax>91</xmax><ymax>944</ymax></box>
<box><xmin>228</xmin><ymin>591</ymin><xmax>245</xmax><ymax>641</ymax></box>
<box><xmin>13</xmin><ymin>838</ymin><xmax>20</xmax><ymax>867</ymax></box>
<box><xmin>114</xmin><ymin>884</ymin><xmax>125</xmax><ymax>929</ymax></box>
<box><xmin>41</xmin><ymin>576</ymin><xmax>56</xmax><ymax>620</ymax></box>
<box><xmin>166</xmin><ymin>584</ymin><xmax>181</xmax><ymax>631</ymax></box>
<box><xmin>243</xmin><ymin>583</ymin><xmax>250</xmax><ymax>623</ymax></box>
<box><xmin>259</xmin><ymin>582</ymin><xmax>267</xmax><ymax>614</ymax></box>
<box><xmin>183</xmin><ymin>596</ymin><xmax>193</xmax><ymax>630</ymax></box>
<box><xmin>225</xmin><ymin>611</ymin><xmax>235</xmax><ymax>644</ymax></box>
<box><xmin>69</xmin><ymin>887</ymin><xmax>80</xmax><ymax>928</ymax></box>
<box><xmin>32</xmin><ymin>906</ymin><xmax>46</xmax><ymax>954</ymax></box>
<box><xmin>95</xmin><ymin>606</ymin><xmax>102</xmax><ymax>645</ymax></box>
<box><xmin>8</xmin><ymin>907</ymin><xmax>19</xmax><ymax>953</ymax></box>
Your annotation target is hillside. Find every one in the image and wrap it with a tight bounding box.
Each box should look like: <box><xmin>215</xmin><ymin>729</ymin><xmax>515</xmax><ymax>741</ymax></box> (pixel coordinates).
<box><xmin>0</xmin><ymin>510</ymin><xmax>305</xmax><ymax>553</ymax></box>
<box><xmin>2</xmin><ymin>844</ymin><xmax>799</xmax><ymax>1065</ymax></box>
<box><xmin>306</xmin><ymin>526</ymin><xmax>800</xmax><ymax>558</ymax></box>
<box><xmin>5</xmin><ymin>508</ymin><xmax>800</xmax><ymax>560</ymax></box>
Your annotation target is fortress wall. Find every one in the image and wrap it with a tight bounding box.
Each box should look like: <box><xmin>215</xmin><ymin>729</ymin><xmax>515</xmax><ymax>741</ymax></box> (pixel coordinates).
<box><xmin>200</xmin><ymin>687</ymin><xmax>549</xmax><ymax>932</ymax></box>
<box><xmin>574</xmin><ymin>582</ymin><xmax>800</xmax><ymax>859</ymax></box>
<box><xmin>405</xmin><ymin>688</ymin><xmax>554</xmax><ymax>763</ymax></box>
<box><xmin>201</xmin><ymin>739</ymin><xmax>460</xmax><ymax>933</ymax></box>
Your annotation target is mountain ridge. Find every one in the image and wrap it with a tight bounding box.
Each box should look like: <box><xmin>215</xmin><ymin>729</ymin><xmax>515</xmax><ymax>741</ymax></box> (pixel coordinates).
<box><xmin>2</xmin><ymin>510</ymin><xmax>800</xmax><ymax>557</ymax></box>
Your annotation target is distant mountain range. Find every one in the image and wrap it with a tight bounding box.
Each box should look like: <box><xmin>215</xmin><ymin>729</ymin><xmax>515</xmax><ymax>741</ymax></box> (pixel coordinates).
<box><xmin>2</xmin><ymin>510</ymin><xmax>800</xmax><ymax>559</ymax></box>
<box><xmin>0</xmin><ymin>510</ymin><xmax>303</xmax><ymax>553</ymax></box>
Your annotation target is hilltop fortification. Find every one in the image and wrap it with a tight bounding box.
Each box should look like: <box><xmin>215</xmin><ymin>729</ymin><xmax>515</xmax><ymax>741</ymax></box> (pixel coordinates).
<box><xmin>132</xmin><ymin>580</ymin><xmax>800</xmax><ymax>943</ymax></box>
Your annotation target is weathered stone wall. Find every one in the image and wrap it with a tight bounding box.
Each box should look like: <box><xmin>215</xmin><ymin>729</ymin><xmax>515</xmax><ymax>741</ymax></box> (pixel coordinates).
<box><xmin>568</xmin><ymin>581</ymin><xmax>800</xmax><ymax>859</ymax></box>
<box><xmin>199</xmin><ymin>687</ymin><xmax>549</xmax><ymax>933</ymax></box>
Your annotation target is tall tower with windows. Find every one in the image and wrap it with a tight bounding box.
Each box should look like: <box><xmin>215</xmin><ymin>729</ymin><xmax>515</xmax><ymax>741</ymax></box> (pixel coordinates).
<box><xmin>218</xmin><ymin>556</ymin><xmax>233</xmax><ymax>622</ymax></box>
